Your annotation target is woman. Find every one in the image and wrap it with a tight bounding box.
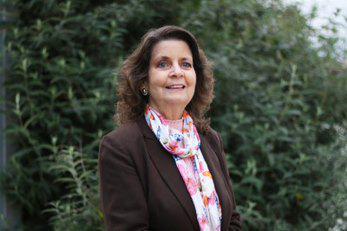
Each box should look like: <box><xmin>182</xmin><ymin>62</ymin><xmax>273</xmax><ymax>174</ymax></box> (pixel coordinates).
<box><xmin>99</xmin><ymin>25</ymin><xmax>241</xmax><ymax>231</ymax></box>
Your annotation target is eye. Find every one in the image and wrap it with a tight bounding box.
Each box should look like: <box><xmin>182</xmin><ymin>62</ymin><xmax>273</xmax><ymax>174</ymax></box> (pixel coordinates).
<box><xmin>157</xmin><ymin>60</ymin><xmax>169</xmax><ymax>68</ymax></box>
<box><xmin>182</xmin><ymin>61</ymin><xmax>192</xmax><ymax>68</ymax></box>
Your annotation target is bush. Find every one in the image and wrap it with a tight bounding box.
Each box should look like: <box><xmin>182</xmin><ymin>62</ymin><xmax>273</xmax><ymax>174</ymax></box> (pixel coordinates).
<box><xmin>1</xmin><ymin>0</ymin><xmax>346</xmax><ymax>230</ymax></box>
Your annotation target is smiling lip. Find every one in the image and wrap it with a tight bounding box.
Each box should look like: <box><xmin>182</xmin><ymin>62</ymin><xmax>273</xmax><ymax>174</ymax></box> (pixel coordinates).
<box><xmin>165</xmin><ymin>84</ymin><xmax>185</xmax><ymax>89</ymax></box>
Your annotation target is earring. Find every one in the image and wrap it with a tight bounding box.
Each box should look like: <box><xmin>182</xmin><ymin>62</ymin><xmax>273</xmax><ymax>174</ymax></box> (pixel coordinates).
<box><xmin>141</xmin><ymin>88</ymin><xmax>148</xmax><ymax>96</ymax></box>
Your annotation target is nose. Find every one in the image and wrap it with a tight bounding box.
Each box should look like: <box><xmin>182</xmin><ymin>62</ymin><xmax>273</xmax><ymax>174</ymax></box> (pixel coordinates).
<box><xmin>169</xmin><ymin>62</ymin><xmax>184</xmax><ymax>78</ymax></box>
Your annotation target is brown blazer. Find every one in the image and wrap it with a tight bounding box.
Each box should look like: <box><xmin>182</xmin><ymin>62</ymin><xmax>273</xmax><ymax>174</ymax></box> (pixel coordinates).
<box><xmin>99</xmin><ymin>116</ymin><xmax>242</xmax><ymax>231</ymax></box>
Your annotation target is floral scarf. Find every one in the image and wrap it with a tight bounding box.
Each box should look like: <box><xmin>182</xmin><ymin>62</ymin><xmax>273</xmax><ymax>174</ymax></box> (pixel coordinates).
<box><xmin>145</xmin><ymin>105</ymin><xmax>222</xmax><ymax>231</ymax></box>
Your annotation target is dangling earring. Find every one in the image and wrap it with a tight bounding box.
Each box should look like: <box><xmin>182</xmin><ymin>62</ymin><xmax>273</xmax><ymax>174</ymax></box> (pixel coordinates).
<box><xmin>141</xmin><ymin>88</ymin><xmax>148</xmax><ymax>96</ymax></box>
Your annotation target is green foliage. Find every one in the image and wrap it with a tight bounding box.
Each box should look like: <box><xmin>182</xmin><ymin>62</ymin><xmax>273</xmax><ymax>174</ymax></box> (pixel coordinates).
<box><xmin>1</xmin><ymin>0</ymin><xmax>346</xmax><ymax>230</ymax></box>
<box><xmin>43</xmin><ymin>146</ymin><xmax>103</xmax><ymax>231</ymax></box>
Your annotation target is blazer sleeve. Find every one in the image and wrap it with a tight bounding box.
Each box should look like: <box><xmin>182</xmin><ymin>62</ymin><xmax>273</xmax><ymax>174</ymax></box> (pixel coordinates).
<box><xmin>98</xmin><ymin>134</ymin><xmax>149</xmax><ymax>231</ymax></box>
<box><xmin>215</xmin><ymin>132</ymin><xmax>242</xmax><ymax>231</ymax></box>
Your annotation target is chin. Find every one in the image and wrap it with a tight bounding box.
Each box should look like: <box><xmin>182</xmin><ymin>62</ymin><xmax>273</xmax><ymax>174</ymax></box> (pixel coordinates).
<box><xmin>164</xmin><ymin>97</ymin><xmax>191</xmax><ymax>106</ymax></box>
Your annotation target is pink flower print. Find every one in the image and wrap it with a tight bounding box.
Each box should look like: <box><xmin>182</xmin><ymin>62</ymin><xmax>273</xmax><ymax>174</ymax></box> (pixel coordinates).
<box><xmin>168</xmin><ymin>142</ymin><xmax>178</xmax><ymax>152</ymax></box>
<box><xmin>199</xmin><ymin>161</ymin><xmax>205</xmax><ymax>172</ymax></box>
<box><xmin>208</xmin><ymin>193</ymin><xmax>216</xmax><ymax>206</ymax></box>
<box><xmin>186</xmin><ymin>177</ymin><xmax>198</xmax><ymax>195</ymax></box>
<box><xmin>203</xmin><ymin>195</ymin><xmax>209</xmax><ymax>207</ymax></box>
<box><xmin>203</xmin><ymin>171</ymin><xmax>212</xmax><ymax>179</ymax></box>
<box><xmin>193</xmin><ymin>127</ymin><xmax>200</xmax><ymax>141</ymax></box>
<box><xmin>183</xmin><ymin>158</ymin><xmax>193</xmax><ymax>169</ymax></box>
<box><xmin>182</xmin><ymin>128</ymin><xmax>189</xmax><ymax>134</ymax></box>
<box><xmin>180</xmin><ymin>150</ymin><xmax>187</xmax><ymax>156</ymax></box>
<box><xmin>161</xmin><ymin>119</ymin><xmax>169</xmax><ymax>126</ymax></box>
<box><xmin>176</xmin><ymin>163</ymin><xmax>188</xmax><ymax>177</ymax></box>
<box><xmin>198</xmin><ymin>216</ymin><xmax>208</xmax><ymax>231</ymax></box>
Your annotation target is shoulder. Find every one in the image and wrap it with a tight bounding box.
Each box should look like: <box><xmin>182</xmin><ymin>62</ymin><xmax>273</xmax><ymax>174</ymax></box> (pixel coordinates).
<box><xmin>99</xmin><ymin>120</ymin><xmax>144</xmax><ymax>156</ymax></box>
<box><xmin>104</xmin><ymin>121</ymin><xmax>141</xmax><ymax>142</ymax></box>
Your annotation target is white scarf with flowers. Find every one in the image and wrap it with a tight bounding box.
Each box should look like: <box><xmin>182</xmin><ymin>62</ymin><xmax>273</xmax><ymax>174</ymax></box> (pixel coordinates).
<box><xmin>145</xmin><ymin>105</ymin><xmax>222</xmax><ymax>231</ymax></box>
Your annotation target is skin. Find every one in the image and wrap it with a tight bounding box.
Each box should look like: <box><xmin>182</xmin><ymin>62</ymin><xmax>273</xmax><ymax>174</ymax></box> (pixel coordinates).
<box><xmin>146</xmin><ymin>39</ymin><xmax>197</xmax><ymax>120</ymax></box>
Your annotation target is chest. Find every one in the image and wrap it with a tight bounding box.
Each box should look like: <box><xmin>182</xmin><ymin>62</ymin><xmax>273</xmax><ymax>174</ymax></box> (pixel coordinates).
<box><xmin>131</xmin><ymin>137</ymin><xmax>233</xmax><ymax>231</ymax></box>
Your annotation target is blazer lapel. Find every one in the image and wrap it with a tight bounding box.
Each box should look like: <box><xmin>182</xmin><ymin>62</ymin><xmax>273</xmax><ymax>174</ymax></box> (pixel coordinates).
<box><xmin>200</xmin><ymin>134</ymin><xmax>232</xmax><ymax>231</ymax></box>
<box><xmin>137</xmin><ymin>117</ymin><xmax>200</xmax><ymax>230</ymax></box>
<box><xmin>137</xmin><ymin>117</ymin><xmax>232</xmax><ymax>231</ymax></box>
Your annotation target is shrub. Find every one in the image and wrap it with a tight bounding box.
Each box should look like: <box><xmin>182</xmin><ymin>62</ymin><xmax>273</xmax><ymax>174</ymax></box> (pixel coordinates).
<box><xmin>1</xmin><ymin>0</ymin><xmax>346</xmax><ymax>230</ymax></box>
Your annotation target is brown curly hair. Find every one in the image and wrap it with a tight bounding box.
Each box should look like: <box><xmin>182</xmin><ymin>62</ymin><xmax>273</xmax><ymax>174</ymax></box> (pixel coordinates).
<box><xmin>115</xmin><ymin>25</ymin><xmax>215</xmax><ymax>133</ymax></box>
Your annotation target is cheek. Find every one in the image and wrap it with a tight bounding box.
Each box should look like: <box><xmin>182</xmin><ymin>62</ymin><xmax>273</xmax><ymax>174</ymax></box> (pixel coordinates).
<box><xmin>187</xmin><ymin>76</ymin><xmax>197</xmax><ymax>99</ymax></box>
<box><xmin>148</xmin><ymin>72</ymin><xmax>164</xmax><ymax>88</ymax></box>
<box><xmin>189</xmin><ymin>73</ymin><xmax>197</xmax><ymax>89</ymax></box>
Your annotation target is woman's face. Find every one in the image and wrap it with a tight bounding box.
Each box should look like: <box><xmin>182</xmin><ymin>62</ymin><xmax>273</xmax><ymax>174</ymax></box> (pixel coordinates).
<box><xmin>147</xmin><ymin>39</ymin><xmax>196</xmax><ymax>115</ymax></box>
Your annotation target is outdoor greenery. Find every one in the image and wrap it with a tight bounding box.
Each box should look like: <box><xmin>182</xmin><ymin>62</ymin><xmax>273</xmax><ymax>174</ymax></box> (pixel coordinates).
<box><xmin>1</xmin><ymin>0</ymin><xmax>346</xmax><ymax>230</ymax></box>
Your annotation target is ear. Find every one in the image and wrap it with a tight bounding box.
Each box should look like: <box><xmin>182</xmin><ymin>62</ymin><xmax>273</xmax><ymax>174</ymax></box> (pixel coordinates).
<box><xmin>139</xmin><ymin>81</ymin><xmax>149</xmax><ymax>97</ymax></box>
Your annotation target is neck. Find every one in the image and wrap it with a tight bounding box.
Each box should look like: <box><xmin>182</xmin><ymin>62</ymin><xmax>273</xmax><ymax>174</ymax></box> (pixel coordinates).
<box><xmin>149</xmin><ymin>103</ymin><xmax>184</xmax><ymax>120</ymax></box>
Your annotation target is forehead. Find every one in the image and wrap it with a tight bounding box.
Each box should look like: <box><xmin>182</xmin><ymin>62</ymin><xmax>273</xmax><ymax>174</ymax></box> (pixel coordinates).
<box><xmin>150</xmin><ymin>39</ymin><xmax>193</xmax><ymax>60</ymax></box>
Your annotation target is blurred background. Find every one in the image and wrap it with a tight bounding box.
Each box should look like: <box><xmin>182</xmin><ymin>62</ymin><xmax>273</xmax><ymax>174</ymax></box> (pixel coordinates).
<box><xmin>0</xmin><ymin>0</ymin><xmax>346</xmax><ymax>230</ymax></box>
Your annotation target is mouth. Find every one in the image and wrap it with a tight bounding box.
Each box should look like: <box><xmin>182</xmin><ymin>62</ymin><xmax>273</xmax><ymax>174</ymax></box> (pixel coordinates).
<box><xmin>165</xmin><ymin>84</ymin><xmax>186</xmax><ymax>89</ymax></box>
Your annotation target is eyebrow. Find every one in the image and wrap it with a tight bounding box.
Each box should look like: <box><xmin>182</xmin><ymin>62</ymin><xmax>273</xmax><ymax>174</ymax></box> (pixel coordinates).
<box><xmin>152</xmin><ymin>55</ymin><xmax>193</xmax><ymax>62</ymax></box>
